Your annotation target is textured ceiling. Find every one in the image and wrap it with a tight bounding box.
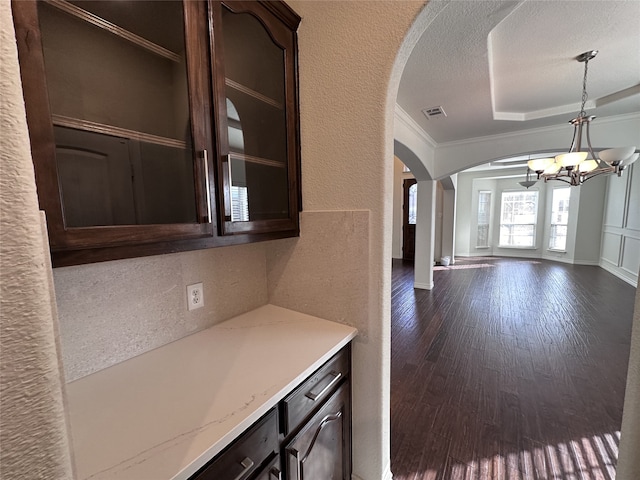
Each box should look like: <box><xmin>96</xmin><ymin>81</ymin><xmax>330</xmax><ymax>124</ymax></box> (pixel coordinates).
<box><xmin>397</xmin><ymin>0</ymin><xmax>640</xmax><ymax>145</ymax></box>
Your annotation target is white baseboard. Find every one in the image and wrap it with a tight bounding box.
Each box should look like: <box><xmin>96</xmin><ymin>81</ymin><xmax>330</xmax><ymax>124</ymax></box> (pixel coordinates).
<box><xmin>414</xmin><ymin>281</ymin><xmax>434</xmax><ymax>290</ymax></box>
<box><xmin>351</xmin><ymin>463</ymin><xmax>393</xmax><ymax>480</ymax></box>
<box><xmin>600</xmin><ymin>260</ymin><xmax>638</xmax><ymax>287</ymax></box>
<box><xmin>383</xmin><ymin>463</ymin><xmax>393</xmax><ymax>480</ymax></box>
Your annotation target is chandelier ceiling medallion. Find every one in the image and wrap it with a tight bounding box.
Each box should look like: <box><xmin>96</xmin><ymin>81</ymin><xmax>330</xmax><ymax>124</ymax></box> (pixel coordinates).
<box><xmin>526</xmin><ymin>50</ymin><xmax>638</xmax><ymax>187</ymax></box>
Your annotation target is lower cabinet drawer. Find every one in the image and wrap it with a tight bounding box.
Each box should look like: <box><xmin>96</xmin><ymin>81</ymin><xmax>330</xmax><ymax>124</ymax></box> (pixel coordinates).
<box><xmin>190</xmin><ymin>409</ymin><xmax>278</xmax><ymax>480</ymax></box>
<box><xmin>281</xmin><ymin>345</ymin><xmax>350</xmax><ymax>435</ymax></box>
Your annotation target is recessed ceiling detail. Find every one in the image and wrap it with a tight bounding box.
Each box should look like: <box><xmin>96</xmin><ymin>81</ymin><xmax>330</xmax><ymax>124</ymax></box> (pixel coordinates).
<box><xmin>488</xmin><ymin>0</ymin><xmax>640</xmax><ymax>122</ymax></box>
<box><xmin>397</xmin><ymin>0</ymin><xmax>640</xmax><ymax>144</ymax></box>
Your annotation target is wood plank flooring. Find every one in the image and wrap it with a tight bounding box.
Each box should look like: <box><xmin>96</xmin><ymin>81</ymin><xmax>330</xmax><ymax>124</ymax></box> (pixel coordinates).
<box><xmin>390</xmin><ymin>257</ymin><xmax>636</xmax><ymax>480</ymax></box>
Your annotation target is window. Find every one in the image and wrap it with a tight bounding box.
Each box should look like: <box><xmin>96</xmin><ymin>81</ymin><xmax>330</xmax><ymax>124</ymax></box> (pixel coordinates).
<box><xmin>476</xmin><ymin>191</ymin><xmax>491</xmax><ymax>247</ymax></box>
<box><xmin>231</xmin><ymin>186</ymin><xmax>249</xmax><ymax>221</ymax></box>
<box><xmin>499</xmin><ymin>191</ymin><xmax>538</xmax><ymax>247</ymax></box>
<box><xmin>549</xmin><ymin>187</ymin><xmax>570</xmax><ymax>250</ymax></box>
<box><xmin>408</xmin><ymin>183</ymin><xmax>417</xmax><ymax>224</ymax></box>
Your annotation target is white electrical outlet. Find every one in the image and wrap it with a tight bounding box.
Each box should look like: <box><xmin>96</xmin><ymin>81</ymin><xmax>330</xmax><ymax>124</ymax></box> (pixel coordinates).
<box><xmin>186</xmin><ymin>283</ymin><xmax>204</xmax><ymax>311</ymax></box>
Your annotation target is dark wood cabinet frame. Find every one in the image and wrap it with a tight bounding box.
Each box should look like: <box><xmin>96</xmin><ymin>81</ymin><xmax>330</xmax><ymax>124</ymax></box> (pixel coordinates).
<box><xmin>11</xmin><ymin>0</ymin><xmax>301</xmax><ymax>267</ymax></box>
<box><xmin>210</xmin><ymin>1</ymin><xmax>301</xmax><ymax>237</ymax></box>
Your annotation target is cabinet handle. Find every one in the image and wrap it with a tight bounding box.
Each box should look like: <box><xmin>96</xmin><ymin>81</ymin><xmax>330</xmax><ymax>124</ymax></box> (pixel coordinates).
<box><xmin>287</xmin><ymin>411</ymin><xmax>343</xmax><ymax>479</ymax></box>
<box><xmin>202</xmin><ymin>150</ymin><xmax>212</xmax><ymax>223</ymax></box>
<box><xmin>232</xmin><ymin>457</ymin><xmax>254</xmax><ymax>480</ymax></box>
<box><xmin>305</xmin><ymin>371</ymin><xmax>342</xmax><ymax>401</ymax></box>
<box><xmin>269</xmin><ymin>466</ymin><xmax>282</xmax><ymax>480</ymax></box>
<box><xmin>301</xmin><ymin>412</ymin><xmax>343</xmax><ymax>464</ymax></box>
<box><xmin>224</xmin><ymin>153</ymin><xmax>232</xmax><ymax>220</ymax></box>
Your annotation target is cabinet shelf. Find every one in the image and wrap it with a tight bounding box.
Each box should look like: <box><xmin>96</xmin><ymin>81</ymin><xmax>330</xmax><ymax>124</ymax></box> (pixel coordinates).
<box><xmin>44</xmin><ymin>0</ymin><xmax>181</xmax><ymax>63</ymax></box>
<box><xmin>225</xmin><ymin>78</ymin><xmax>283</xmax><ymax>110</ymax></box>
<box><xmin>229</xmin><ymin>151</ymin><xmax>285</xmax><ymax>168</ymax></box>
<box><xmin>52</xmin><ymin>115</ymin><xmax>187</xmax><ymax>149</ymax></box>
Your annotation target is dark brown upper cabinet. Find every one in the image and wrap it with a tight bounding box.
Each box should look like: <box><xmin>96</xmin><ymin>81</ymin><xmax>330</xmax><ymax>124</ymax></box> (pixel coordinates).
<box><xmin>12</xmin><ymin>0</ymin><xmax>301</xmax><ymax>267</ymax></box>
<box><xmin>210</xmin><ymin>1</ymin><xmax>301</xmax><ymax>237</ymax></box>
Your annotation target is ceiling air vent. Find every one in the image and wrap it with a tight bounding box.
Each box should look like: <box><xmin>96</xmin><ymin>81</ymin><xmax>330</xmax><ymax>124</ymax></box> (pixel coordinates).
<box><xmin>422</xmin><ymin>106</ymin><xmax>447</xmax><ymax>119</ymax></box>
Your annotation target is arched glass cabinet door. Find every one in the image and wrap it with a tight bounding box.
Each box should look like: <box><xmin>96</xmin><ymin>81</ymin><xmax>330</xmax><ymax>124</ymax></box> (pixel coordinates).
<box><xmin>210</xmin><ymin>1</ymin><xmax>301</xmax><ymax>236</ymax></box>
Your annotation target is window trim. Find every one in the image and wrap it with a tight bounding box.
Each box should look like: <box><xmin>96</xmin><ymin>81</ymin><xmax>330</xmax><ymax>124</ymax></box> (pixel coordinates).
<box><xmin>476</xmin><ymin>190</ymin><xmax>491</xmax><ymax>248</ymax></box>
<box><xmin>548</xmin><ymin>186</ymin><xmax>571</xmax><ymax>252</ymax></box>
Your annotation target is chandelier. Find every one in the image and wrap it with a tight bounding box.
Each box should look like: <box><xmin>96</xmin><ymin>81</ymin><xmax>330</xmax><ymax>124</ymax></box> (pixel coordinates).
<box><xmin>527</xmin><ymin>50</ymin><xmax>638</xmax><ymax>187</ymax></box>
<box><xmin>518</xmin><ymin>168</ymin><xmax>537</xmax><ymax>189</ymax></box>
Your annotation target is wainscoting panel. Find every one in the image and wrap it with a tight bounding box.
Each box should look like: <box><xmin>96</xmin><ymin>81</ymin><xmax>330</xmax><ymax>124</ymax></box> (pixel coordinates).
<box><xmin>601</xmin><ymin>232</ymin><xmax>623</xmax><ymax>266</ymax></box>
<box><xmin>621</xmin><ymin>236</ymin><xmax>640</xmax><ymax>279</ymax></box>
<box><xmin>603</xmin><ymin>174</ymin><xmax>627</xmax><ymax>228</ymax></box>
<box><xmin>626</xmin><ymin>166</ymin><xmax>640</xmax><ymax>231</ymax></box>
<box><xmin>601</xmin><ymin>164</ymin><xmax>639</xmax><ymax>286</ymax></box>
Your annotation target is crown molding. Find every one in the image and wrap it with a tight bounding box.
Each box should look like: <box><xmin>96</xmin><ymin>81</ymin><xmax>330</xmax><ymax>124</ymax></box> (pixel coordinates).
<box><xmin>492</xmin><ymin>87</ymin><xmax>640</xmax><ymax>121</ymax></box>
<box><xmin>493</xmin><ymin>100</ymin><xmax>597</xmax><ymax>122</ymax></box>
<box><xmin>394</xmin><ymin>104</ymin><xmax>437</xmax><ymax>148</ymax></box>
<box><xmin>437</xmin><ymin>112</ymin><xmax>640</xmax><ymax>149</ymax></box>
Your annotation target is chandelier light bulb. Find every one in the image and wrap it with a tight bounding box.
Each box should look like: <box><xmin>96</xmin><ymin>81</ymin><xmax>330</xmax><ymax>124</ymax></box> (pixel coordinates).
<box><xmin>599</xmin><ymin>146</ymin><xmax>636</xmax><ymax>165</ymax></box>
<box><xmin>578</xmin><ymin>159</ymin><xmax>598</xmax><ymax>173</ymax></box>
<box><xmin>556</xmin><ymin>152</ymin><xmax>588</xmax><ymax>167</ymax></box>
<box><xmin>527</xmin><ymin>158</ymin><xmax>554</xmax><ymax>172</ymax></box>
<box><xmin>543</xmin><ymin>162</ymin><xmax>562</xmax><ymax>175</ymax></box>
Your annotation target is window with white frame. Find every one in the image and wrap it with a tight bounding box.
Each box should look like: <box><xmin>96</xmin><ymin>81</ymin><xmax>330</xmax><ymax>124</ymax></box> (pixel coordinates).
<box><xmin>477</xmin><ymin>190</ymin><xmax>491</xmax><ymax>247</ymax></box>
<box><xmin>499</xmin><ymin>191</ymin><xmax>538</xmax><ymax>247</ymax></box>
<box><xmin>549</xmin><ymin>187</ymin><xmax>571</xmax><ymax>251</ymax></box>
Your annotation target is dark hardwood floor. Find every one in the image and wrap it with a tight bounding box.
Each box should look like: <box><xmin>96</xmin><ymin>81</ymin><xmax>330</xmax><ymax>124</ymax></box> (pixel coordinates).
<box><xmin>390</xmin><ymin>257</ymin><xmax>636</xmax><ymax>480</ymax></box>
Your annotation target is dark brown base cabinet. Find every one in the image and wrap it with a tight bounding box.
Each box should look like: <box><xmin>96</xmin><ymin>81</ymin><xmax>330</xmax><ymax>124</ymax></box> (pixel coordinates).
<box><xmin>190</xmin><ymin>345</ymin><xmax>352</xmax><ymax>480</ymax></box>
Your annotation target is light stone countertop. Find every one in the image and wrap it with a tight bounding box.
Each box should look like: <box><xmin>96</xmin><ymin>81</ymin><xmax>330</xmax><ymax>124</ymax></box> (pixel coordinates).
<box><xmin>65</xmin><ymin>304</ymin><xmax>358</xmax><ymax>480</ymax></box>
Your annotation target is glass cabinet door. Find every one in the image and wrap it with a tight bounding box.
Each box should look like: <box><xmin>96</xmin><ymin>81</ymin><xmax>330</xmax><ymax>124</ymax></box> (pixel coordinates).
<box><xmin>212</xmin><ymin>1</ymin><xmax>300</xmax><ymax>235</ymax></box>
<box><xmin>16</xmin><ymin>0</ymin><xmax>214</xmax><ymax>255</ymax></box>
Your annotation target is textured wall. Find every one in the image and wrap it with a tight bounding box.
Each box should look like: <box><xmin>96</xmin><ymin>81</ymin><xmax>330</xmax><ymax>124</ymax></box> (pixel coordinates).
<box><xmin>55</xmin><ymin>243</ymin><xmax>268</xmax><ymax>382</ymax></box>
<box><xmin>273</xmin><ymin>2</ymin><xmax>426</xmax><ymax>478</ymax></box>
<box><xmin>0</xmin><ymin>2</ymin><xmax>74</xmax><ymax>477</ymax></box>
<box><xmin>267</xmin><ymin>211</ymin><xmax>368</xmax><ymax>332</ymax></box>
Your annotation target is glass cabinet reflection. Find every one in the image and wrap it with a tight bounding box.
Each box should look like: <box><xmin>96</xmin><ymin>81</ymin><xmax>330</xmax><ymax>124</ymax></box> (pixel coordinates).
<box><xmin>38</xmin><ymin>0</ymin><xmax>200</xmax><ymax>227</ymax></box>
<box><xmin>216</xmin><ymin>2</ymin><xmax>297</xmax><ymax>233</ymax></box>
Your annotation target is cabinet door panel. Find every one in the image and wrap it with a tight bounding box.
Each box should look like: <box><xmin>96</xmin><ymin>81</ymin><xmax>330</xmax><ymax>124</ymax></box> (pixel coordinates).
<box><xmin>55</xmin><ymin>128</ymin><xmax>135</xmax><ymax>227</ymax></box>
<box><xmin>39</xmin><ymin>1</ymin><xmax>191</xmax><ymax>142</ymax></box>
<box><xmin>211</xmin><ymin>0</ymin><xmax>300</xmax><ymax>236</ymax></box>
<box><xmin>13</xmin><ymin>0</ymin><xmax>214</xmax><ymax>262</ymax></box>
<box><xmin>285</xmin><ymin>382</ymin><xmax>351</xmax><ymax>480</ymax></box>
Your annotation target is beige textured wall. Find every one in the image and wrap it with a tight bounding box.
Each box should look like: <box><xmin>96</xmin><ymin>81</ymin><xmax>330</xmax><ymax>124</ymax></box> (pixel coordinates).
<box><xmin>267</xmin><ymin>211</ymin><xmax>369</xmax><ymax>333</ymax></box>
<box><xmin>272</xmin><ymin>2</ymin><xmax>426</xmax><ymax>478</ymax></box>
<box><xmin>618</xmin><ymin>281</ymin><xmax>640</xmax><ymax>479</ymax></box>
<box><xmin>0</xmin><ymin>2</ymin><xmax>74</xmax><ymax>477</ymax></box>
<box><xmin>55</xmin><ymin>243</ymin><xmax>268</xmax><ymax>382</ymax></box>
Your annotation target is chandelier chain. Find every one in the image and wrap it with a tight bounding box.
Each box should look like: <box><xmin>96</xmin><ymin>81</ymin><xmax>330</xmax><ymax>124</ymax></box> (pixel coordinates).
<box><xmin>580</xmin><ymin>58</ymin><xmax>589</xmax><ymax>117</ymax></box>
